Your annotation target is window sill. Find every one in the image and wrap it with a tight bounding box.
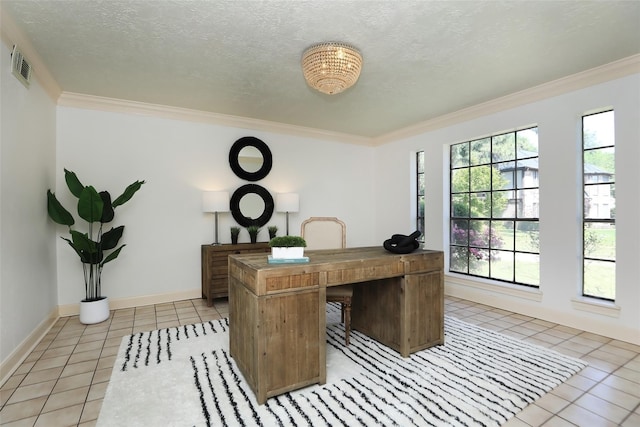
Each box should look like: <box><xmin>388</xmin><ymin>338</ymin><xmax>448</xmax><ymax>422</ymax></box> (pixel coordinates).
<box><xmin>445</xmin><ymin>273</ymin><xmax>543</xmax><ymax>302</ymax></box>
<box><xmin>571</xmin><ymin>297</ymin><xmax>620</xmax><ymax>318</ymax></box>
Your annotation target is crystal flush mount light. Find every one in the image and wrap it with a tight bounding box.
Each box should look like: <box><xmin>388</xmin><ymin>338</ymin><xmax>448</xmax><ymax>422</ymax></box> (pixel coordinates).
<box><xmin>301</xmin><ymin>42</ymin><xmax>363</xmax><ymax>95</ymax></box>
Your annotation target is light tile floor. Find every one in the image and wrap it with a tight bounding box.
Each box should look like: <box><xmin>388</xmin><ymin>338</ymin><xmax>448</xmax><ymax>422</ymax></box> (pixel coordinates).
<box><xmin>1</xmin><ymin>296</ymin><xmax>639</xmax><ymax>426</ymax></box>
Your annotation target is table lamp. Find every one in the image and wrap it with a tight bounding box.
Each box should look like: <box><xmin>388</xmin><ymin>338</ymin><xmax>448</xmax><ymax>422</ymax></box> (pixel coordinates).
<box><xmin>276</xmin><ymin>193</ymin><xmax>299</xmax><ymax>235</ymax></box>
<box><xmin>202</xmin><ymin>191</ymin><xmax>229</xmax><ymax>245</ymax></box>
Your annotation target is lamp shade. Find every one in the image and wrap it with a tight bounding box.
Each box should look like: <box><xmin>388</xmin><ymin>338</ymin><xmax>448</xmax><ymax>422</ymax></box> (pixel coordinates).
<box><xmin>202</xmin><ymin>191</ymin><xmax>229</xmax><ymax>213</ymax></box>
<box><xmin>276</xmin><ymin>193</ymin><xmax>299</xmax><ymax>213</ymax></box>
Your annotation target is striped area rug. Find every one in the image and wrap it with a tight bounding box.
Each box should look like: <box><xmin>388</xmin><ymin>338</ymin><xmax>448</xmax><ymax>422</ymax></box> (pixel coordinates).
<box><xmin>97</xmin><ymin>305</ymin><xmax>587</xmax><ymax>427</ymax></box>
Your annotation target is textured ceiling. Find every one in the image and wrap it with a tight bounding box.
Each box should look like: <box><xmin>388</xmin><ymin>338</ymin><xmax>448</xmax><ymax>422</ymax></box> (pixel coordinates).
<box><xmin>2</xmin><ymin>0</ymin><xmax>640</xmax><ymax>138</ymax></box>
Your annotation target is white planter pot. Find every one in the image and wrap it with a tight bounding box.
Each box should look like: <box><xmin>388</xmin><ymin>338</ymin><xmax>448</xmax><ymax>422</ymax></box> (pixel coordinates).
<box><xmin>271</xmin><ymin>247</ymin><xmax>305</xmax><ymax>259</ymax></box>
<box><xmin>79</xmin><ymin>297</ymin><xmax>110</xmax><ymax>324</ymax></box>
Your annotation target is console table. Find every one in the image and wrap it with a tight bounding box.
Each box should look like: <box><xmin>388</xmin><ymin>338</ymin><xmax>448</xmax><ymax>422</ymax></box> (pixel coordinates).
<box><xmin>201</xmin><ymin>243</ymin><xmax>270</xmax><ymax>306</ymax></box>
<box><xmin>228</xmin><ymin>246</ymin><xmax>444</xmax><ymax>404</ymax></box>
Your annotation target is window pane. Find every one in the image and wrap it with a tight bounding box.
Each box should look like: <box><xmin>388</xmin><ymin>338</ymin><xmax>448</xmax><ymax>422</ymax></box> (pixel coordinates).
<box><xmin>516</xmin><ymin>189</ymin><xmax>539</xmax><ymax>218</ymax></box>
<box><xmin>470</xmin><ymin>165</ymin><xmax>491</xmax><ymax>192</ymax></box>
<box><xmin>584</xmin><ymin>147</ymin><xmax>615</xmax><ymax>177</ymax></box>
<box><xmin>450</xmin><ymin>246</ymin><xmax>469</xmax><ymax>273</ymax></box>
<box><xmin>469</xmin><ymin>220</ymin><xmax>490</xmax><ymax>248</ymax></box>
<box><xmin>452</xmin><ymin>194</ymin><xmax>469</xmax><ymax>217</ymax></box>
<box><xmin>492</xmin><ymin>191</ymin><xmax>512</xmax><ymax>218</ymax></box>
<box><xmin>490</xmin><ymin>250</ymin><xmax>513</xmax><ymax>282</ymax></box>
<box><xmin>417</xmin><ymin>151</ymin><xmax>424</xmax><ymax>173</ymax></box>
<box><xmin>451</xmin><ymin>168</ymin><xmax>469</xmax><ymax>193</ymax></box>
<box><xmin>470</xmin><ymin>252</ymin><xmax>489</xmax><ymax>276</ymax></box>
<box><xmin>584</xmin><ymin>111</ymin><xmax>614</xmax><ymax>149</ymax></box>
<box><xmin>451</xmin><ymin>143</ymin><xmax>469</xmax><ymax>168</ymax></box>
<box><xmin>470</xmin><ymin>193</ymin><xmax>490</xmax><ymax>217</ymax></box>
<box><xmin>492</xmin><ymin>221</ymin><xmax>514</xmax><ymax>250</ymax></box>
<box><xmin>515</xmin><ymin>221</ymin><xmax>539</xmax><ymax>252</ymax></box>
<box><xmin>516</xmin><ymin>164</ymin><xmax>539</xmax><ymax>188</ymax></box>
<box><xmin>451</xmin><ymin>220</ymin><xmax>469</xmax><ymax>245</ymax></box>
<box><xmin>517</xmin><ymin>128</ymin><xmax>539</xmax><ymax>156</ymax></box>
<box><xmin>418</xmin><ymin>177</ymin><xmax>425</xmax><ymax>196</ymax></box>
<box><xmin>584</xmin><ymin>224</ymin><xmax>615</xmax><ymax>261</ymax></box>
<box><xmin>584</xmin><ymin>259</ymin><xmax>615</xmax><ymax>300</ymax></box>
<box><xmin>584</xmin><ymin>184</ymin><xmax>615</xmax><ymax>219</ymax></box>
<box><xmin>515</xmin><ymin>253</ymin><xmax>540</xmax><ymax>286</ymax></box>
<box><xmin>492</xmin><ymin>133</ymin><xmax>515</xmax><ymax>162</ymax></box>
<box><xmin>494</xmin><ymin>162</ymin><xmax>515</xmax><ymax>190</ymax></box>
<box><xmin>470</xmin><ymin>138</ymin><xmax>491</xmax><ymax>165</ymax></box>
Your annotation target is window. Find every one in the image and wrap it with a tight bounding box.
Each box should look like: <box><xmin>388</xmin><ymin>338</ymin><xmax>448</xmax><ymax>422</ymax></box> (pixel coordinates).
<box><xmin>416</xmin><ymin>151</ymin><xmax>425</xmax><ymax>240</ymax></box>
<box><xmin>449</xmin><ymin>128</ymin><xmax>540</xmax><ymax>286</ymax></box>
<box><xmin>583</xmin><ymin>111</ymin><xmax>615</xmax><ymax>301</ymax></box>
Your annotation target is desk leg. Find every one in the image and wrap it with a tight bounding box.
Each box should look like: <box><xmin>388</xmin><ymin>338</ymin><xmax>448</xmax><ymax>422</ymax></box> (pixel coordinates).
<box><xmin>230</xmin><ymin>277</ymin><xmax>325</xmax><ymax>404</ymax></box>
<box><xmin>351</xmin><ymin>271</ymin><xmax>443</xmax><ymax>356</ymax></box>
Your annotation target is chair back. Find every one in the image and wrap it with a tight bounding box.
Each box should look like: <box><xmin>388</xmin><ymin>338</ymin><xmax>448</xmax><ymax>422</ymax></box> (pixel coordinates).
<box><xmin>300</xmin><ymin>217</ymin><xmax>346</xmax><ymax>250</ymax></box>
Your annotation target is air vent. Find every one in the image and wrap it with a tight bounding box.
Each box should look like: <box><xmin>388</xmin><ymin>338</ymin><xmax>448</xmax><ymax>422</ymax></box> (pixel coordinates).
<box><xmin>11</xmin><ymin>45</ymin><xmax>32</xmax><ymax>88</ymax></box>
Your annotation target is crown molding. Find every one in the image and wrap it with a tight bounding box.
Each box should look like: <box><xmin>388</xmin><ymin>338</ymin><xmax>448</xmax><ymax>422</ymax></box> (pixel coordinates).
<box><xmin>0</xmin><ymin>7</ymin><xmax>61</xmax><ymax>102</ymax></box>
<box><xmin>57</xmin><ymin>92</ymin><xmax>373</xmax><ymax>146</ymax></box>
<box><xmin>372</xmin><ymin>54</ymin><xmax>640</xmax><ymax>146</ymax></box>
<box><xmin>4</xmin><ymin>0</ymin><xmax>637</xmax><ymax>150</ymax></box>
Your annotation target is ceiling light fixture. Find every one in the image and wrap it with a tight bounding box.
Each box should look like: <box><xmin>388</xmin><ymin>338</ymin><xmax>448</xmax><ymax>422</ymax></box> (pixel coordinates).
<box><xmin>301</xmin><ymin>42</ymin><xmax>362</xmax><ymax>95</ymax></box>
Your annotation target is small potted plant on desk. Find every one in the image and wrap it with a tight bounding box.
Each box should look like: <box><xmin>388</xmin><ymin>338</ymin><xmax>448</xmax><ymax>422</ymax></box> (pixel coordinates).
<box><xmin>269</xmin><ymin>235</ymin><xmax>307</xmax><ymax>260</ymax></box>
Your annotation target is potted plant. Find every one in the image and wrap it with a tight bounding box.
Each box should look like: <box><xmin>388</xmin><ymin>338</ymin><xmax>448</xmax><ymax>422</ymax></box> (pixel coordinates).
<box><xmin>230</xmin><ymin>226</ymin><xmax>241</xmax><ymax>244</ymax></box>
<box><xmin>46</xmin><ymin>169</ymin><xmax>144</xmax><ymax>324</ymax></box>
<box><xmin>268</xmin><ymin>225</ymin><xmax>278</xmax><ymax>239</ymax></box>
<box><xmin>269</xmin><ymin>235</ymin><xmax>307</xmax><ymax>259</ymax></box>
<box><xmin>247</xmin><ymin>225</ymin><xmax>261</xmax><ymax>243</ymax></box>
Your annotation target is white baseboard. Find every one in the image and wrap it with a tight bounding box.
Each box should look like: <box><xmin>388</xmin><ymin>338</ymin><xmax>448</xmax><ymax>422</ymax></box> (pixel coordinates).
<box><xmin>445</xmin><ymin>278</ymin><xmax>639</xmax><ymax>345</ymax></box>
<box><xmin>0</xmin><ymin>307</ymin><xmax>58</xmax><ymax>387</ymax></box>
<box><xmin>57</xmin><ymin>288</ymin><xmax>202</xmax><ymax>316</ymax></box>
<box><xmin>1</xmin><ymin>288</ymin><xmax>202</xmax><ymax>387</ymax></box>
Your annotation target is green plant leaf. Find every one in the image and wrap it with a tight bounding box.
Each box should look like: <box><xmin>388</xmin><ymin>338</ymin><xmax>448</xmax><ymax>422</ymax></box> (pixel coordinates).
<box><xmin>47</xmin><ymin>190</ymin><xmax>75</xmax><ymax>226</ymax></box>
<box><xmin>102</xmin><ymin>245</ymin><xmax>125</xmax><ymax>265</ymax></box>
<box><xmin>64</xmin><ymin>169</ymin><xmax>84</xmax><ymax>198</ymax></box>
<box><xmin>69</xmin><ymin>230</ymin><xmax>101</xmax><ymax>264</ymax></box>
<box><xmin>61</xmin><ymin>237</ymin><xmax>83</xmax><ymax>259</ymax></box>
<box><xmin>78</xmin><ymin>186</ymin><xmax>103</xmax><ymax>223</ymax></box>
<box><xmin>101</xmin><ymin>226</ymin><xmax>124</xmax><ymax>250</ymax></box>
<box><xmin>100</xmin><ymin>191</ymin><xmax>115</xmax><ymax>223</ymax></box>
<box><xmin>112</xmin><ymin>180</ymin><xmax>145</xmax><ymax>208</ymax></box>
<box><xmin>268</xmin><ymin>235</ymin><xmax>307</xmax><ymax>247</ymax></box>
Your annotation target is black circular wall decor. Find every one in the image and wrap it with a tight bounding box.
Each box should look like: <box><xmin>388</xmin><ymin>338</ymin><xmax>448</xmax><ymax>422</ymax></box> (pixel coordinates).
<box><xmin>230</xmin><ymin>184</ymin><xmax>274</xmax><ymax>227</ymax></box>
<box><xmin>229</xmin><ymin>136</ymin><xmax>273</xmax><ymax>181</ymax></box>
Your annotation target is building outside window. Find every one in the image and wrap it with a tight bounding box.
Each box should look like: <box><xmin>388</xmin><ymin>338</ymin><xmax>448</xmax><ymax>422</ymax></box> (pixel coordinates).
<box><xmin>449</xmin><ymin>128</ymin><xmax>540</xmax><ymax>286</ymax></box>
<box><xmin>583</xmin><ymin>110</ymin><xmax>616</xmax><ymax>301</ymax></box>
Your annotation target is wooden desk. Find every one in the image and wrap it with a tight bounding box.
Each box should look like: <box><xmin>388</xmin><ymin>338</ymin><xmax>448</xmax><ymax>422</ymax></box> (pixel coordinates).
<box><xmin>228</xmin><ymin>246</ymin><xmax>444</xmax><ymax>404</ymax></box>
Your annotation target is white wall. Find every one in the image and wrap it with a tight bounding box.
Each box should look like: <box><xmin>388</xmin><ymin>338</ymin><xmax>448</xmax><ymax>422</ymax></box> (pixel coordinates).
<box><xmin>374</xmin><ymin>74</ymin><xmax>640</xmax><ymax>344</ymax></box>
<box><xmin>0</xmin><ymin>41</ymin><xmax>58</xmax><ymax>363</ymax></box>
<box><xmin>55</xmin><ymin>107</ymin><xmax>376</xmax><ymax>305</ymax></box>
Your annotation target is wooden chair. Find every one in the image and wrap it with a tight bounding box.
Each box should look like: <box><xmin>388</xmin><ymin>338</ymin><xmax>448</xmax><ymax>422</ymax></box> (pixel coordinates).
<box><xmin>301</xmin><ymin>217</ymin><xmax>352</xmax><ymax>345</ymax></box>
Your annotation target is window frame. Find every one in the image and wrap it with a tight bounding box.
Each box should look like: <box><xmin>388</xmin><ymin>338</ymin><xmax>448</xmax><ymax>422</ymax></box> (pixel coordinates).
<box><xmin>416</xmin><ymin>151</ymin><xmax>425</xmax><ymax>241</ymax></box>
<box><xmin>448</xmin><ymin>127</ymin><xmax>540</xmax><ymax>287</ymax></box>
<box><xmin>582</xmin><ymin>110</ymin><xmax>616</xmax><ymax>301</ymax></box>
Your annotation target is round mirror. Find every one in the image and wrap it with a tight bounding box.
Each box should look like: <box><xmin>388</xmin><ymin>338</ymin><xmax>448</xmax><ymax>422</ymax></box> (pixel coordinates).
<box><xmin>229</xmin><ymin>137</ymin><xmax>272</xmax><ymax>181</ymax></box>
<box><xmin>239</xmin><ymin>192</ymin><xmax>265</xmax><ymax>220</ymax></box>
<box><xmin>230</xmin><ymin>184</ymin><xmax>274</xmax><ymax>227</ymax></box>
<box><xmin>238</xmin><ymin>146</ymin><xmax>263</xmax><ymax>174</ymax></box>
